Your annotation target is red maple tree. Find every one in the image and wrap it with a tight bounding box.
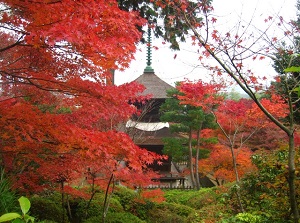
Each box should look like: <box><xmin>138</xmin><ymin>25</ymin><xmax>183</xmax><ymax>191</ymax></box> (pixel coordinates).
<box><xmin>177</xmin><ymin>80</ymin><xmax>288</xmax><ymax>211</ymax></box>
<box><xmin>0</xmin><ymin>0</ymin><xmax>165</xmax><ymax>195</ymax></box>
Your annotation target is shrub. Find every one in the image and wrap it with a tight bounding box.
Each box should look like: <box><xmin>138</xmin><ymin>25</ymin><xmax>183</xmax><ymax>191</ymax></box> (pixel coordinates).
<box><xmin>219</xmin><ymin>212</ymin><xmax>267</xmax><ymax>223</ymax></box>
<box><xmin>112</xmin><ymin>186</ymin><xmax>154</xmax><ymax>220</ymax></box>
<box><xmin>163</xmin><ymin>187</ymin><xmax>229</xmax><ymax>209</ymax></box>
<box><xmin>30</xmin><ymin>195</ymin><xmax>69</xmax><ymax>223</ymax></box>
<box><xmin>240</xmin><ymin>148</ymin><xmax>299</xmax><ymax>222</ymax></box>
<box><xmin>83</xmin><ymin>212</ymin><xmax>145</xmax><ymax>223</ymax></box>
<box><xmin>162</xmin><ymin>187</ymin><xmax>234</xmax><ymax>222</ymax></box>
<box><xmin>199</xmin><ymin>203</ymin><xmax>232</xmax><ymax>222</ymax></box>
<box><xmin>0</xmin><ymin>168</ymin><xmax>18</xmax><ymax>215</ymax></box>
<box><xmin>75</xmin><ymin>193</ymin><xmax>123</xmax><ymax>221</ymax></box>
<box><xmin>112</xmin><ymin>186</ymin><xmax>137</xmax><ymax>212</ymax></box>
<box><xmin>131</xmin><ymin>200</ymin><xmax>155</xmax><ymax>220</ymax></box>
<box><xmin>147</xmin><ymin>202</ymin><xmax>199</xmax><ymax>223</ymax></box>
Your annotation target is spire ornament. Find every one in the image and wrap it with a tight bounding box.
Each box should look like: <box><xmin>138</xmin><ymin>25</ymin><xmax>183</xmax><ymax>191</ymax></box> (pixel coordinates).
<box><xmin>144</xmin><ymin>25</ymin><xmax>154</xmax><ymax>73</ymax></box>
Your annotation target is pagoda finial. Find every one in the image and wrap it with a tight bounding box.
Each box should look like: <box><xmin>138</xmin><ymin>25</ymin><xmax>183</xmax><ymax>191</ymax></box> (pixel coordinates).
<box><xmin>144</xmin><ymin>25</ymin><xmax>154</xmax><ymax>73</ymax></box>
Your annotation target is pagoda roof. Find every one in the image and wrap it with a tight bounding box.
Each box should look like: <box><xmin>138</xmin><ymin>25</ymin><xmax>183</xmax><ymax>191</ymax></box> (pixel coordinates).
<box><xmin>133</xmin><ymin>72</ymin><xmax>174</xmax><ymax>99</ymax></box>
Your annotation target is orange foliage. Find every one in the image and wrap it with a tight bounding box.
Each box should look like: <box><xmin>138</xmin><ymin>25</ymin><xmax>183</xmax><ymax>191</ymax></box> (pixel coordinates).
<box><xmin>199</xmin><ymin>144</ymin><xmax>256</xmax><ymax>182</ymax></box>
<box><xmin>248</xmin><ymin>95</ymin><xmax>289</xmax><ymax>122</ymax></box>
<box><xmin>135</xmin><ymin>189</ymin><xmax>166</xmax><ymax>204</ymax></box>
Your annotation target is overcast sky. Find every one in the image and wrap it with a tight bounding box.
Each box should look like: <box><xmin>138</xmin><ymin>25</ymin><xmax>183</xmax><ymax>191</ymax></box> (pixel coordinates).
<box><xmin>115</xmin><ymin>0</ymin><xmax>298</xmax><ymax>87</ymax></box>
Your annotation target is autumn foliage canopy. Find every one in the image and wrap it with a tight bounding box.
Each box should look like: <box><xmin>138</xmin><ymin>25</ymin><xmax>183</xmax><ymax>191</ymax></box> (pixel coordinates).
<box><xmin>0</xmin><ymin>0</ymin><xmax>165</xmax><ymax>194</ymax></box>
<box><xmin>177</xmin><ymin>80</ymin><xmax>289</xmax><ymax>183</ymax></box>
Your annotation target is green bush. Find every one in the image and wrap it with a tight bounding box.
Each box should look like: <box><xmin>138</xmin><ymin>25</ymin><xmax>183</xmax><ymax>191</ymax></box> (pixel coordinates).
<box><xmin>112</xmin><ymin>186</ymin><xmax>154</xmax><ymax>220</ymax></box>
<box><xmin>240</xmin><ymin>149</ymin><xmax>298</xmax><ymax>222</ymax></box>
<box><xmin>198</xmin><ymin>203</ymin><xmax>232</xmax><ymax>222</ymax></box>
<box><xmin>219</xmin><ymin>212</ymin><xmax>268</xmax><ymax>223</ymax></box>
<box><xmin>163</xmin><ymin>190</ymin><xmax>198</xmax><ymax>205</ymax></box>
<box><xmin>131</xmin><ymin>200</ymin><xmax>155</xmax><ymax>220</ymax></box>
<box><xmin>0</xmin><ymin>168</ymin><xmax>18</xmax><ymax>215</ymax></box>
<box><xmin>83</xmin><ymin>212</ymin><xmax>145</xmax><ymax>223</ymax></box>
<box><xmin>75</xmin><ymin>193</ymin><xmax>123</xmax><ymax>221</ymax></box>
<box><xmin>30</xmin><ymin>195</ymin><xmax>69</xmax><ymax>223</ymax></box>
<box><xmin>162</xmin><ymin>187</ymin><xmax>234</xmax><ymax>222</ymax></box>
<box><xmin>38</xmin><ymin>221</ymin><xmax>58</xmax><ymax>223</ymax></box>
<box><xmin>147</xmin><ymin>202</ymin><xmax>198</xmax><ymax>223</ymax></box>
<box><xmin>164</xmin><ymin>187</ymin><xmax>227</xmax><ymax>209</ymax></box>
<box><xmin>112</xmin><ymin>186</ymin><xmax>137</xmax><ymax>212</ymax></box>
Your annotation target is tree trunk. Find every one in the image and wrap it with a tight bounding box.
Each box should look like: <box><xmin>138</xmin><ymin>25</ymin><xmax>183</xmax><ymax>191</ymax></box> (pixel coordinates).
<box><xmin>86</xmin><ymin>175</ymin><xmax>96</xmax><ymax>219</ymax></box>
<box><xmin>188</xmin><ymin>128</ymin><xmax>196</xmax><ymax>188</ymax></box>
<box><xmin>229</xmin><ymin>146</ymin><xmax>239</xmax><ymax>183</ymax></box>
<box><xmin>229</xmin><ymin>145</ymin><xmax>244</xmax><ymax>212</ymax></box>
<box><xmin>195</xmin><ymin>128</ymin><xmax>202</xmax><ymax>190</ymax></box>
<box><xmin>60</xmin><ymin>181</ymin><xmax>65</xmax><ymax>223</ymax></box>
<box><xmin>288</xmin><ymin>133</ymin><xmax>299</xmax><ymax>223</ymax></box>
<box><xmin>102</xmin><ymin>173</ymin><xmax>115</xmax><ymax>223</ymax></box>
<box><xmin>66</xmin><ymin>195</ymin><xmax>72</xmax><ymax>220</ymax></box>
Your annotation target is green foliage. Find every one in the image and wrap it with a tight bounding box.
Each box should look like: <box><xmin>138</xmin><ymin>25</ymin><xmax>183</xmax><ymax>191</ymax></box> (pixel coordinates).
<box><xmin>37</xmin><ymin>104</ymin><xmax>72</xmax><ymax>114</ymax></box>
<box><xmin>132</xmin><ymin>201</ymin><xmax>155</xmax><ymax>220</ymax></box>
<box><xmin>162</xmin><ymin>138</ymin><xmax>211</xmax><ymax>163</ymax></box>
<box><xmin>56</xmin><ymin>107</ymin><xmax>72</xmax><ymax>114</ymax></box>
<box><xmin>0</xmin><ymin>213</ymin><xmax>22</xmax><ymax>223</ymax></box>
<box><xmin>284</xmin><ymin>66</ymin><xmax>300</xmax><ymax>73</ymax></box>
<box><xmin>198</xmin><ymin>203</ymin><xmax>231</xmax><ymax>222</ymax></box>
<box><xmin>112</xmin><ymin>186</ymin><xmax>137</xmax><ymax>212</ymax></box>
<box><xmin>19</xmin><ymin>197</ymin><xmax>30</xmax><ymax>218</ymax></box>
<box><xmin>0</xmin><ymin>169</ymin><xmax>18</xmax><ymax>215</ymax></box>
<box><xmin>0</xmin><ymin>196</ymin><xmax>34</xmax><ymax>223</ymax></box>
<box><xmin>162</xmin><ymin>138</ymin><xmax>188</xmax><ymax>162</ymax></box>
<box><xmin>1</xmin><ymin>179</ymin><xmax>297</xmax><ymax>223</ymax></box>
<box><xmin>147</xmin><ymin>202</ymin><xmax>199</xmax><ymax>223</ymax></box>
<box><xmin>219</xmin><ymin>212</ymin><xmax>263</xmax><ymax>223</ymax></box>
<box><xmin>271</xmin><ymin>38</ymin><xmax>300</xmax><ymax>122</ymax></box>
<box><xmin>160</xmin><ymin>85</ymin><xmax>217</xmax><ymax>132</ymax></box>
<box><xmin>118</xmin><ymin>0</ymin><xmax>210</xmax><ymax>50</ymax></box>
<box><xmin>239</xmin><ymin>148</ymin><xmax>299</xmax><ymax>222</ymax></box>
<box><xmin>163</xmin><ymin>187</ymin><xmax>224</xmax><ymax>209</ymax></box>
<box><xmin>235</xmin><ymin>213</ymin><xmax>262</xmax><ymax>223</ymax></box>
<box><xmin>38</xmin><ymin>221</ymin><xmax>57</xmax><ymax>223</ymax></box>
<box><xmin>83</xmin><ymin>212</ymin><xmax>145</xmax><ymax>223</ymax></box>
<box><xmin>160</xmin><ymin>85</ymin><xmax>217</xmax><ymax>172</ymax></box>
<box><xmin>284</xmin><ymin>66</ymin><xmax>300</xmax><ymax>97</ymax></box>
<box><xmin>112</xmin><ymin>187</ymin><xmax>155</xmax><ymax>220</ymax></box>
<box><xmin>30</xmin><ymin>195</ymin><xmax>69</xmax><ymax>223</ymax></box>
<box><xmin>163</xmin><ymin>187</ymin><xmax>234</xmax><ymax>222</ymax></box>
<box><xmin>37</xmin><ymin>104</ymin><xmax>56</xmax><ymax>113</ymax></box>
<box><xmin>75</xmin><ymin>193</ymin><xmax>123</xmax><ymax>221</ymax></box>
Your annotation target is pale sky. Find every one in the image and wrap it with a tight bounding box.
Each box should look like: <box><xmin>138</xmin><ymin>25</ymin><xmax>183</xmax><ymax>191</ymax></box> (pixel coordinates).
<box><xmin>115</xmin><ymin>0</ymin><xmax>298</xmax><ymax>87</ymax></box>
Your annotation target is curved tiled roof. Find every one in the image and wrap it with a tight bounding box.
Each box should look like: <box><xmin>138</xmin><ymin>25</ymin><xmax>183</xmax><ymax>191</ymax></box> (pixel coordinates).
<box><xmin>133</xmin><ymin>72</ymin><xmax>174</xmax><ymax>99</ymax></box>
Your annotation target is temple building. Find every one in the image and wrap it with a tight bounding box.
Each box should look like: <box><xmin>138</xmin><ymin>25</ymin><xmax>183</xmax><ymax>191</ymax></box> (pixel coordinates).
<box><xmin>125</xmin><ymin>27</ymin><xmax>187</xmax><ymax>188</ymax></box>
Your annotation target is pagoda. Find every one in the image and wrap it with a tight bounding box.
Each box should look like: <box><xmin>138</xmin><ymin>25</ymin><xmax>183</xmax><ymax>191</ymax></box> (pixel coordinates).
<box><xmin>126</xmin><ymin>27</ymin><xmax>186</xmax><ymax>188</ymax></box>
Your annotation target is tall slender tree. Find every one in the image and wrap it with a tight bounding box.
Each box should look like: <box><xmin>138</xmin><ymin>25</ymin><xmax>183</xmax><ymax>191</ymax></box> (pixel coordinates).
<box><xmin>160</xmin><ymin>82</ymin><xmax>217</xmax><ymax>189</ymax></box>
